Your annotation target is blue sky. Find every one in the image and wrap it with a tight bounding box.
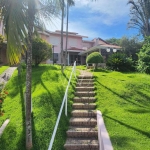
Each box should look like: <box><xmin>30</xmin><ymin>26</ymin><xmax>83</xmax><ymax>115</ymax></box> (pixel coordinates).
<box><xmin>47</xmin><ymin>0</ymin><xmax>139</xmax><ymax>40</ymax></box>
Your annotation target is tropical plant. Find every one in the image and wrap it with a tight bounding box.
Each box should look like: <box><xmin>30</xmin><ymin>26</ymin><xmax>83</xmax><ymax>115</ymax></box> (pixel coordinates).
<box><xmin>107</xmin><ymin>52</ymin><xmax>134</xmax><ymax>72</ymax></box>
<box><xmin>137</xmin><ymin>36</ymin><xmax>150</xmax><ymax>73</ymax></box>
<box><xmin>106</xmin><ymin>36</ymin><xmax>142</xmax><ymax>61</ymax></box>
<box><xmin>60</xmin><ymin>0</ymin><xmax>75</xmax><ymax>71</ymax></box>
<box><xmin>65</xmin><ymin>0</ymin><xmax>75</xmax><ymax>66</ymax></box>
<box><xmin>119</xmin><ymin>36</ymin><xmax>142</xmax><ymax>61</ymax></box>
<box><xmin>128</xmin><ymin>0</ymin><xmax>150</xmax><ymax>37</ymax></box>
<box><xmin>105</xmin><ymin>37</ymin><xmax>120</xmax><ymax>46</ymax></box>
<box><xmin>0</xmin><ymin>0</ymin><xmax>61</xmax><ymax>149</ymax></box>
<box><xmin>86</xmin><ymin>52</ymin><xmax>103</xmax><ymax>69</ymax></box>
<box><xmin>0</xmin><ymin>84</ymin><xmax>8</xmax><ymax>116</ymax></box>
<box><xmin>32</xmin><ymin>37</ymin><xmax>52</xmax><ymax>66</ymax></box>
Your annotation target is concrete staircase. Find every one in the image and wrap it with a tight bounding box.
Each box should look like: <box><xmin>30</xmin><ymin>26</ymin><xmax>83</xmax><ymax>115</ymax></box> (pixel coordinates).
<box><xmin>64</xmin><ymin>74</ymin><xmax>99</xmax><ymax>150</ymax></box>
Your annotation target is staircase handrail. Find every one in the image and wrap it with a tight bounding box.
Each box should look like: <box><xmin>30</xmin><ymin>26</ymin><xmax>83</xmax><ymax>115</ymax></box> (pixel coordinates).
<box><xmin>48</xmin><ymin>61</ymin><xmax>76</xmax><ymax>150</ymax></box>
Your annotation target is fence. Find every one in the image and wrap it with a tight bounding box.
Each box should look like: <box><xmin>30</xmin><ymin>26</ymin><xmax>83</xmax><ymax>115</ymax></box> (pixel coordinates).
<box><xmin>48</xmin><ymin>61</ymin><xmax>76</xmax><ymax>150</ymax></box>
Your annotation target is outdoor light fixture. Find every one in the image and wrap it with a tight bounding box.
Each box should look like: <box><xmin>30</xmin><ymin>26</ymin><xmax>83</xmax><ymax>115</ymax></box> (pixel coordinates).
<box><xmin>113</xmin><ymin>49</ymin><xmax>117</xmax><ymax>52</ymax></box>
<box><xmin>106</xmin><ymin>48</ymin><xmax>110</xmax><ymax>52</ymax></box>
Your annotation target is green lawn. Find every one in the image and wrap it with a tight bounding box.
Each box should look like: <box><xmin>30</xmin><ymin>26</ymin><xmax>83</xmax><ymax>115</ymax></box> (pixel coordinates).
<box><xmin>0</xmin><ymin>65</ymin><xmax>77</xmax><ymax>150</ymax></box>
<box><xmin>0</xmin><ymin>66</ymin><xmax>9</xmax><ymax>75</ymax></box>
<box><xmin>94</xmin><ymin>69</ymin><xmax>150</xmax><ymax>150</ymax></box>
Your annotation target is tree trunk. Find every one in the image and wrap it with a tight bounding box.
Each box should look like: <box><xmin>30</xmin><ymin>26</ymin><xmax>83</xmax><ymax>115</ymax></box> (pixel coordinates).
<box><xmin>26</xmin><ymin>0</ymin><xmax>34</xmax><ymax>149</ymax></box>
<box><xmin>61</xmin><ymin>0</ymin><xmax>64</xmax><ymax>73</ymax></box>
<box><xmin>65</xmin><ymin>0</ymin><xmax>69</xmax><ymax>66</ymax></box>
<box><xmin>95</xmin><ymin>63</ymin><xmax>98</xmax><ymax>70</ymax></box>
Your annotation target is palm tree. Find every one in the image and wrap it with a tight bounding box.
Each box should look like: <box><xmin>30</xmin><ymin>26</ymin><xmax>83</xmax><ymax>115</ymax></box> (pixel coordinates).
<box><xmin>60</xmin><ymin>0</ymin><xmax>65</xmax><ymax>73</ymax></box>
<box><xmin>0</xmin><ymin>0</ymin><xmax>61</xmax><ymax>149</ymax></box>
<box><xmin>65</xmin><ymin>0</ymin><xmax>75</xmax><ymax>66</ymax></box>
<box><xmin>60</xmin><ymin>0</ymin><xmax>75</xmax><ymax>71</ymax></box>
<box><xmin>128</xmin><ymin>0</ymin><xmax>150</xmax><ymax>37</ymax></box>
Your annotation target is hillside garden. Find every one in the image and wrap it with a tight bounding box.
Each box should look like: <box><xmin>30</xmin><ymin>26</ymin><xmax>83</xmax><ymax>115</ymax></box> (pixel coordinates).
<box><xmin>0</xmin><ymin>65</ymin><xmax>77</xmax><ymax>150</ymax></box>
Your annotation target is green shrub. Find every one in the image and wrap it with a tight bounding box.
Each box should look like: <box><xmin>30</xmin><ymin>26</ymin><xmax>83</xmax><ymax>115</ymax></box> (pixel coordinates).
<box><xmin>32</xmin><ymin>38</ymin><xmax>52</xmax><ymax>66</ymax></box>
<box><xmin>0</xmin><ymin>84</ymin><xmax>8</xmax><ymax>116</ymax></box>
<box><xmin>86</xmin><ymin>52</ymin><xmax>103</xmax><ymax>69</ymax></box>
<box><xmin>107</xmin><ymin>52</ymin><xmax>134</xmax><ymax>72</ymax></box>
<box><xmin>137</xmin><ymin>36</ymin><xmax>150</xmax><ymax>73</ymax></box>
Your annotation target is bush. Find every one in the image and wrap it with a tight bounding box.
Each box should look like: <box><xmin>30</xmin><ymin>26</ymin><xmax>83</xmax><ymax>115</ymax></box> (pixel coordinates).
<box><xmin>0</xmin><ymin>84</ymin><xmax>8</xmax><ymax>116</ymax></box>
<box><xmin>107</xmin><ymin>52</ymin><xmax>134</xmax><ymax>72</ymax></box>
<box><xmin>32</xmin><ymin>38</ymin><xmax>52</xmax><ymax>66</ymax></box>
<box><xmin>137</xmin><ymin>36</ymin><xmax>150</xmax><ymax>73</ymax></box>
<box><xmin>86</xmin><ymin>52</ymin><xmax>103</xmax><ymax>69</ymax></box>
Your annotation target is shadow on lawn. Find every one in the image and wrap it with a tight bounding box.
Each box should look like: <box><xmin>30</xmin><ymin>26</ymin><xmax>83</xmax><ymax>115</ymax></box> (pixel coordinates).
<box><xmin>110</xmin><ymin>135</ymin><xmax>133</xmax><ymax>148</ymax></box>
<box><xmin>104</xmin><ymin>115</ymin><xmax>150</xmax><ymax>138</ymax></box>
<box><xmin>16</xmin><ymin>72</ymin><xmax>26</xmax><ymax>149</ymax></box>
<box><xmin>95</xmin><ymin>79</ymin><xmax>148</xmax><ymax>109</ymax></box>
<box><xmin>40</xmin><ymin>79</ymin><xmax>59</xmax><ymax>113</ymax></box>
<box><xmin>32</xmin><ymin>112</ymin><xmax>40</xmax><ymax>150</ymax></box>
<box><xmin>127</xmin><ymin>108</ymin><xmax>150</xmax><ymax>114</ymax></box>
<box><xmin>63</xmin><ymin>73</ymin><xmax>76</xmax><ymax>90</ymax></box>
<box><xmin>137</xmin><ymin>91</ymin><xmax>150</xmax><ymax>104</ymax></box>
<box><xmin>0</xmin><ymin>123</ymin><xmax>26</xmax><ymax>149</ymax></box>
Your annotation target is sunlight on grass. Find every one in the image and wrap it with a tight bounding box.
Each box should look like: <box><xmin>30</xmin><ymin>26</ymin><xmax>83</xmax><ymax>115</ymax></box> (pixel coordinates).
<box><xmin>94</xmin><ymin>70</ymin><xmax>150</xmax><ymax>150</ymax></box>
<box><xmin>0</xmin><ymin>64</ymin><xmax>77</xmax><ymax>150</ymax></box>
<box><xmin>0</xmin><ymin>66</ymin><xmax>9</xmax><ymax>75</ymax></box>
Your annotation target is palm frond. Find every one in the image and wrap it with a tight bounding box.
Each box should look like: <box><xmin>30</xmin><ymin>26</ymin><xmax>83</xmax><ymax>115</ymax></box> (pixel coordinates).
<box><xmin>0</xmin><ymin>0</ymin><xmax>28</xmax><ymax>64</ymax></box>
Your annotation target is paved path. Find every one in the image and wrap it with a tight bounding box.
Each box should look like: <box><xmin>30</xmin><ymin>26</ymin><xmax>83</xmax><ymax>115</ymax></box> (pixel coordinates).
<box><xmin>0</xmin><ymin>67</ymin><xmax>17</xmax><ymax>85</ymax></box>
<box><xmin>79</xmin><ymin>69</ymin><xmax>93</xmax><ymax>76</ymax></box>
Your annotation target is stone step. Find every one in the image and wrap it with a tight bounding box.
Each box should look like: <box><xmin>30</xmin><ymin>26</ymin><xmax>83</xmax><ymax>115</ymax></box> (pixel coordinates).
<box><xmin>66</xmin><ymin>126</ymin><xmax>98</xmax><ymax>138</ymax></box>
<box><xmin>75</xmin><ymin>91</ymin><xmax>95</xmax><ymax>97</ymax></box>
<box><xmin>69</xmin><ymin>117</ymin><xmax>97</xmax><ymax>126</ymax></box>
<box><xmin>74</xmin><ymin>97</ymin><xmax>96</xmax><ymax>103</ymax></box>
<box><xmin>72</xmin><ymin>110</ymin><xmax>97</xmax><ymax>117</ymax></box>
<box><xmin>78</xmin><ymin>79</ymin><xmax>94</xmax><ymax>82</ymax></box>
<box><xmin>75</xmin><ymin>87</ymin><xmax>95</xmax><ymax>92</ymax></box>
<box><xmin>64</xmin><ymin>138</ymin><xmax>99</xmax><ymax>150</ymax></box>
<box><xmin>77</xmin><ymin>83</ymin><xmax>94</xmax><ymax>86</ymax></box>
<box><xmin>73</xmin><ymin>103</ymin><xmax>96</xmax><ymax>109</ymax></box>
<box><xmin>78</xmin><ymin>75</ymin><xmax>93</xmax><ymax>79</ymax></box>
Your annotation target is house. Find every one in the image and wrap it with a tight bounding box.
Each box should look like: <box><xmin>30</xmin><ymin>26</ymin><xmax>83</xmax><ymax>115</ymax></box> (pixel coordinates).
<box><xmin>79</xmin><ymin>38</ymin><xmax>122</xmax><ymax>62</ymax></box>
<box><xmin>38</xmin><ymin>30</ymin><xmax>89</xmax><ymax>65</ymax></box>
<box><xmin>38</xmin><ymin>30</ymin><xmax>122</xmax><ymax>65</ymax></box>
<box><xmin>0</xmin><ymin>18</ymin><xmax>121</xmax><ymax>66</ymax></box>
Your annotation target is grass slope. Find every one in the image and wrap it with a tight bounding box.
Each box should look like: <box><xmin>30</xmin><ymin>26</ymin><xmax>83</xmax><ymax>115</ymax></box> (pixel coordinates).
<box><xmin>0</xmin><ymin>65</ymin><xmax>77</xmax><ymax>150</ymax></box>
<box><xmin>94</xmin><ymin>69</ymin><xmax>150</xmax><ymax>150</ymax></box>
<box><xmin>0</xmin><ymin>66</ymin><xmax>9</xmax><ymax>75</ymax></box>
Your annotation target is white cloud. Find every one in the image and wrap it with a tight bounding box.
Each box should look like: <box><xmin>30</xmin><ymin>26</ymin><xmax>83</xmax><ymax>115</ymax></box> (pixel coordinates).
<box><xmin>45</xmin><ymin>0</ymin><xmax>132</xmax><ymax>39</ymax></box>
<box><xmin>74</xmin><ymin>0</ymin><xmax>130</xmax><ymax>25</ymax></box>
<box><xmin>46</xmin><ymin>18</ymin><xmax>102</xmax><ymax>40</ymax></box>
<box><xmin>68</xmin><ymin>21</ymin><xmax>100</xmax><ymax>39</ymax></box>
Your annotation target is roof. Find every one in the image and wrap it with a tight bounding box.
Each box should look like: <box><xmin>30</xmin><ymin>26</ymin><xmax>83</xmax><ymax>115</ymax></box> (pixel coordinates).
<box><xmin>68</xmin><ymin>46</ymin><xmax>85</xmax><ymax>51</ymax></box>
<box><xmin>64</xmin><ymin>46</ymin><xmax>85</xmax><ymax>52</ymax></box>
<box><xmin>83</xmin><ymin>40</ymin><xmax>95</xmax><ymax>43</ymax></box>
<box><xmin>79</xmin><ymin>44</ymin><xmax>122</xmax><ymax>55</ymax></box>
<box><xmin>97</xmin><ymin>38</ymin><xmax>110</xmax><ymax>44</ymax></box>
<box><xmin>55</xmin><ymin>30</ymin><xmax>78</xmax><ymax>35</ymax></box>
<box><xmin>38</xmin><ymin>30</ymin><xmax>88</xmax><ymax>38</ymax></box>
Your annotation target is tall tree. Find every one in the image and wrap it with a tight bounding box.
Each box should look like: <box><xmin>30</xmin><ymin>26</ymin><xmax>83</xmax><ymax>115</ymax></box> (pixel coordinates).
<box><xmin>65</xmin><ymin>0</ymin><xmax>75</xmax><ymax>66</ymax></box>
<box><xmin>119</xmin><ymin>36</ymin><xmax>142</xmax><ymax>61</ymax></box>
<box><xmin>60</xmin><ymin>0</ymin><xmax>65</xmax><ymax>73</ymax></box>
<box><xmin>128</xmin><ymin>0</ymin><xmax>150</xmax><ymax>37</ymax></box>
<box><xmin>0</xmin><ymin>0</ymin><xmax>61</xmax><ymax>149</ymax></box>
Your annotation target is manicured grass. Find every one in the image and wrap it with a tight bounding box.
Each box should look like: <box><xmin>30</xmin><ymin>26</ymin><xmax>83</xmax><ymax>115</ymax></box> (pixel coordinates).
<box><xmin>94</xmin><ymin>69</ymin><xmax>150</xmax><ymax>150</ymax></box>
<box><xmin>0</xmin><ymin>66</ymin><xmax>9</xmax><ymax>75</ymax></box>
<box><xmin>76</xmin><ymin>65</ymin><xmax>87</xmax><ymax>70</ymax></box>
<box><xmin>0</xmin><ymin>65</ymin><xmax>77</xmax><ymax>150</ymax></box>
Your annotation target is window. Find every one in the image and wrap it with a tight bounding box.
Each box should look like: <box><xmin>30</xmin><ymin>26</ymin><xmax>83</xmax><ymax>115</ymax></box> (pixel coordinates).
<box><xmin>53</xmin><ymin>53</ymin><xmax>58</xmax><ymax>62</ymax></box>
